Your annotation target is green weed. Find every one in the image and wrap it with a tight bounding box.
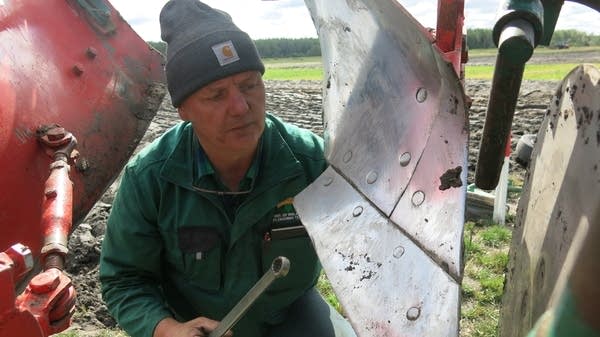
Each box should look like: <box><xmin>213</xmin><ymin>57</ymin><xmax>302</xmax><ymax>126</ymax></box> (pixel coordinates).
<box><xmin>461</xmin><ymin>219</ymin><xmax>512</xmax><ymax>337</ymax></box>
<box><xmin>317</xmin><ymin>272</ymin><xmax>343</xmax><ymax>314</ymax></box>
<box><xmin>480</xmin><ymin>226</ymin><xmax>512</xmax><ymax>248</ymax></box>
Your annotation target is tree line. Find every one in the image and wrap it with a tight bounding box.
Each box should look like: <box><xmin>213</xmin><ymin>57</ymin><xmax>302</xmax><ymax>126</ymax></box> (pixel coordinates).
<box><xmin>466</xmin><ymin>28</ymin><xmax>600</xmax><ymax>49</ymax></box>
<box><xmin>148</xmin><ymin>38</ymin><xmax>321</xmax><ymax>59</ymax></box>
<box><xmin>147</xmin><ymin>29</ymin><xmax>599</xmax><ymax>58</ymax></box>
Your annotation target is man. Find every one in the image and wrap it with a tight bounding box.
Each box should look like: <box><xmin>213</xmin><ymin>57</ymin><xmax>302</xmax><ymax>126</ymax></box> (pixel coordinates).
<box><xmin>99</xmin><ymin>1</ymin><xmax>356</xmax><ymax>337</ymax></box>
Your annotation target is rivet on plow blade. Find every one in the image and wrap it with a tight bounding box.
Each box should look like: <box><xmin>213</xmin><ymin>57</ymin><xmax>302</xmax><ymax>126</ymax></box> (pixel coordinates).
<box><xmin>416</xmin><ymin>88</ymin><xmax>428</xmax><ymax>103</ymax></box>
<box><xmin>411</xmin><ymin>191</ymin><xmax>426</xmax><ymax>206</ymax></box>
<box><xmin>393</xmin><ymin>246</ymin><xmax>405</xmax><ymax>258</ymax></box>
<box><xmin>366</xmin><ymin>171</ymin><xmax>378</xmax><ymax>184</ymax></box>
<box><xmin>399</xmin><ymin>152</ymin><xmax>411</xmax><ymax>167</ymax></box>
<box><xmin>353</xmin><ymin>206</ymin><xmax>364</xmax><ymax>217</ymax></box>
<box><xmin>343</xmin><ymin>151</ymin><xmax>353</xmax><ymax>163</ymax></box>
<box><xmin>406</xmin><ymin>306</ymin><xmax>421</xmax><ymax>321</ymax></box>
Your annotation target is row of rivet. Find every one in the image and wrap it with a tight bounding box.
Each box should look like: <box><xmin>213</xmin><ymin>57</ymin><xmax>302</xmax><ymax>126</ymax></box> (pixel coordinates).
<box><xmin>72</xmin><ymin>47</ymin><xmax>98</xmax><ymax>76</ymax></box>
<box><xmin>320</xmin><ymin>171</ymin><xmax>423</xmax><ymax>321</ymax></box>
<box><xmin>326</xmin><ymin>151</ymin><xmax>427</xmax><ymax>205</ymax></box>
<box><xmin>324</xmin><ymin>84</ymin><xmax>427</xmax><ymax>320</ymax></box>
<box><xmin>349</xmin><ymin>201</ymin><xmax>420</xmax><ymax>321</ymax></box>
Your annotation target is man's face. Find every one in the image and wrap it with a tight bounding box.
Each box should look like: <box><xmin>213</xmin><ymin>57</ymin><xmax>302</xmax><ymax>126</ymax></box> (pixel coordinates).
<box><xmin>178</xmin><ymin>71</ymin><xmax>266</xmax><ymax>156</ymax></box>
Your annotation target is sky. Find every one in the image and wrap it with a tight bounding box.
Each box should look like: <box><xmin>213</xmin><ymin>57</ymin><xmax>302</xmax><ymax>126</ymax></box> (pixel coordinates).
<box><xmin>110</xmin><ymin>0</ymin><xmax>600</xmax><ymax>42</ymax></box>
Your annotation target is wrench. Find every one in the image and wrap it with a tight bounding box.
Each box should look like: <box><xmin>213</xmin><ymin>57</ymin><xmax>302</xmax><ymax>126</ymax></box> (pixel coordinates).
<box><xmin>208</xmin><ymin>256</ymin><xmax>290</xmax><ymax>337</ymax></box>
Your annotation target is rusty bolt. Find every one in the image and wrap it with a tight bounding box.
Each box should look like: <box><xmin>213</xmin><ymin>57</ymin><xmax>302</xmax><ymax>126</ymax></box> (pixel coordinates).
<box><xmin>44</xmin><ymin>254</ymin><xmax>65</xmax><ymax>270</ymax></box>
<box><xmin>72</xmin><ymin>64</ymin><xmax>84</xmax><ymax>76</ymax></box>
<box><xmin>76</xmin><ymin>157</ymin><xmax>90</xmax><ymax>172</ymax></box>
<box><xmin>41</xmin><ymin>242</ymin><xmax>69</xmax><ymax>256</ymax></box>
<box><xmin>29</xmin><ymin>268</ymin><xmax>61</xmax><ymax>294</ymax></box>
<box><xmin>45</xmin><ymin>188</ymin><xmax>58</xmax><ymax>198</ymax></box>
<box><xmin>6</xmin><ymin>243</ymin><xmax>34</xmax><ymax>272</ymax></box>
<box><xmin>46</xmin><ymin>127</ymin><xmax>66</xmax><ymax>141</ymax></box>
<box><xmin>86</xmin><ymin>47</ymin><xmax>98</xmax><ymax>59</ymax></box>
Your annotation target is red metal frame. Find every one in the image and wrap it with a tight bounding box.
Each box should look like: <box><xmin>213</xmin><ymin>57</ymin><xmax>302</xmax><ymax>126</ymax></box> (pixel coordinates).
<box><xmin>435</xmin><ymin>0</ymin><xmax>467</xmax><ymax>80</ymax></box>
<box><xmin>0</xmin><ymin>245</ymin><xmax>45</xmax><ymax>337</ymax></box>
<box><xmin>0</xmin><ymin>0</ymin><xmax>165</xmax><ymax>335</ymax></box>
<box><xmin>0</xmin><ymin>0</ymin><xmax>164</xmax><ymax>258</ymax></box>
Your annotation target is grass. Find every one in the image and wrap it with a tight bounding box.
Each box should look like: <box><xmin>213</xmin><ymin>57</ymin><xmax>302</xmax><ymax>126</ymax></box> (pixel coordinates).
<box><xmin>460</xmin><ymin>220</ymin><xmax>513</xmax><ymax>337</ymax></box>
<box><xmin>465</xmin><ymin>63</ymin><xmax>600</xmax><ymax>81</ymax></box>
<box><xmin>317</xmin><ymin>272</ymin><xmax>343</xmax><ymax>314</ymax></box>
<box><xmin>263</xmin><ymin>67</ymin><xmax>322</xmax><ymax>81</ymax></box>
<box><xmin>263</xmin><ymin>56</ymin><xmax>323</xmax><ymax>81</ymax></box>
<box><xmin>261</xmin><ymin>47</ymin><xmax>600</xmax><ymax>81</ymax></box>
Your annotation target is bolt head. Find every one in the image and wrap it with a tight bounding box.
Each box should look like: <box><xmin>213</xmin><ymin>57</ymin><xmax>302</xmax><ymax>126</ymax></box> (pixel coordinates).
<box><xmin>6</xmin><ymin>243</ymin><xmax>34</xmax><ymax>271</ymax></box>
<box><xmin>30</xmin><ymin>268</ymin><xmax>61</xmax><ymax>294</ymax></box>
<box><xmin>86</xmin><ymin>47</ymin><xmax>98</xmax><ymax>59</ymax></box>
<box><xmin>46</xmin><ymin>127</ymin><xmax>66</xmax><ymax>141</ymax></box>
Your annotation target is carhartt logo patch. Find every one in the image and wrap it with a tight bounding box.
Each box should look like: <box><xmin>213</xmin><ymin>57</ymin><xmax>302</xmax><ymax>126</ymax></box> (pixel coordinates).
<box><xmin>212</xmin><ymin>40</ymin><xmax>240</xmax><ymax>66</ymax></box>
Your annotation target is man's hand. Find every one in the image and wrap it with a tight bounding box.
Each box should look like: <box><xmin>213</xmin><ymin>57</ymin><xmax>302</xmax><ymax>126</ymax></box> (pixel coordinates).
<box><xmin>154</xmin><ymin>317</ymin><xmax>233</xmax><ymax>337</ymax></box>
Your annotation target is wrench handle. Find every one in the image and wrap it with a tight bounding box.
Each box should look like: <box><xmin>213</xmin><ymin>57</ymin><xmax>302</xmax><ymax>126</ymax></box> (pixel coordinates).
<box><xmin>208</xmin><ymin>256</ymin><xmax>290</xmax><ymax>337</ymax></box>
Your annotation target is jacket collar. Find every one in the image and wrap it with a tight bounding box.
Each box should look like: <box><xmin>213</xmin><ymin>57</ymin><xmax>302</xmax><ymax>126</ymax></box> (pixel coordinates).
<box><xmin>160</xmin><ymin>115</ymin><xmax>304</xmax><ymax>196</ymax></box>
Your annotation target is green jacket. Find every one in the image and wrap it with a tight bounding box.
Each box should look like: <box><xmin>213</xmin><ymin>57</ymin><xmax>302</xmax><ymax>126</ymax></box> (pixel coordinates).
<box><xmin>99</xmin><ymin>114</ymin><xmax>327</xmax><ymax>337</ymax></box>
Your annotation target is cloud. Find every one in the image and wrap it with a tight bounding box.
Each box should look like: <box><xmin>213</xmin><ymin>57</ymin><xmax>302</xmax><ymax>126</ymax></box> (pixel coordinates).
<box><xmin>556</xmin><ymin>2</ymin><xmax>600</xmax><ymax>34</ymax></box>
<box><xmin>109</xmin><ymin>0</ymin><xmax>599</xmax><ymax>42</ymax></box>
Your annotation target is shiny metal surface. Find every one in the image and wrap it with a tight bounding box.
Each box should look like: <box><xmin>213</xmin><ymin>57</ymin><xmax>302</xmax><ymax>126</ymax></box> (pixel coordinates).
<box><xmin>302</xmin><ymin>0</ymin><xmax>468</xmax><ymax>285</ymax></box>
<box><xmin>295</xmin><ymin>167</ymin><xmax>460</xmax><ymax>337</ymax></box>
<box><xmin>305</xmin><ymin>0</ymin><xmax>467</xmax><ymax>217</ymax></box>
<box><xmin>499</xmin><ymin>64</ymin><xmax>600</xmax><ymax>337</ymax></box>
<box><xmin>389</xmin><ymin>91</ymin><xmax>467</xmax><ymax>280</ymax></box>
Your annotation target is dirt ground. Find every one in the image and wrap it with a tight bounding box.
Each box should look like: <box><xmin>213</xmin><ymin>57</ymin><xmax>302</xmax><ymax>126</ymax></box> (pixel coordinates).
<box><xmin>468</xmin><ymin>49</ymin><xmax>600</xmax><ymax>66</ymax></box>
<box><xmin>65</xmin><ymin>62</ymin><xmax>569</xmax><ymax>334</ymax></box>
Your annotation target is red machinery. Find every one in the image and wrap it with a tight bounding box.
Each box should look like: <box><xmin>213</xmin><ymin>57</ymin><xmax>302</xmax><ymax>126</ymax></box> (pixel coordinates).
<box><xmin>0</xmin><ymin>0</ymin><xmax>165</xmax><ymax>335</ymax></box>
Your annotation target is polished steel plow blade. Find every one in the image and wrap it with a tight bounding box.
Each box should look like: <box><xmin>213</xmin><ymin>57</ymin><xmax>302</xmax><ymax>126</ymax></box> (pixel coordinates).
<box><xmin>500</xmin><ymin>64</ymin><xmax>600</xmax><ymax>337</ymax></box>
<box><xmin>296</xmin><ymin>167</ymin><xmax>460</xmax><ymax>336</ymax></box>
<box><xmin>295</xmin><ymin>0</ymin><xmax>469</xmax><ymax>336</ymax></box>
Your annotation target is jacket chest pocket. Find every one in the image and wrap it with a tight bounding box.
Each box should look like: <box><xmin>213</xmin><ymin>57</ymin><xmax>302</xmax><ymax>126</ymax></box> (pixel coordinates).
<box><xmin>176</xmin><ymin>227</ymin><xmax>223</xmax><ymax>292</ymax></box>
<box><xmin>262</xmin><ymin>225</ymin><xmax>320</xmax><ymax>293</ymax></box>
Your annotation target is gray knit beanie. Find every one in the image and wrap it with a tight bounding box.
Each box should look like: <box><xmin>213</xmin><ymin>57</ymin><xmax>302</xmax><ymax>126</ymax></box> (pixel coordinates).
<box><xmin>159</xmin><ymin>0</ymin><xmax>265</xmax><ymax>107</ymax></box>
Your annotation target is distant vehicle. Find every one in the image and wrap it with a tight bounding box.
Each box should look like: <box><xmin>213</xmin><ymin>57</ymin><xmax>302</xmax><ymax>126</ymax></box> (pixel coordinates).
<box><xmin>553</xmin><ymin>42</ymin><xmax>570</xmax><ymax>49</ymax></box>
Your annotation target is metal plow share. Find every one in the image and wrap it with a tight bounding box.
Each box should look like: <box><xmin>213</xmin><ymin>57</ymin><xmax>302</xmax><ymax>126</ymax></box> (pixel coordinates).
<box><xmin>294</xmin><ymin>0</ymin><xmax>469</xmax><ymax>336</ymax></box>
